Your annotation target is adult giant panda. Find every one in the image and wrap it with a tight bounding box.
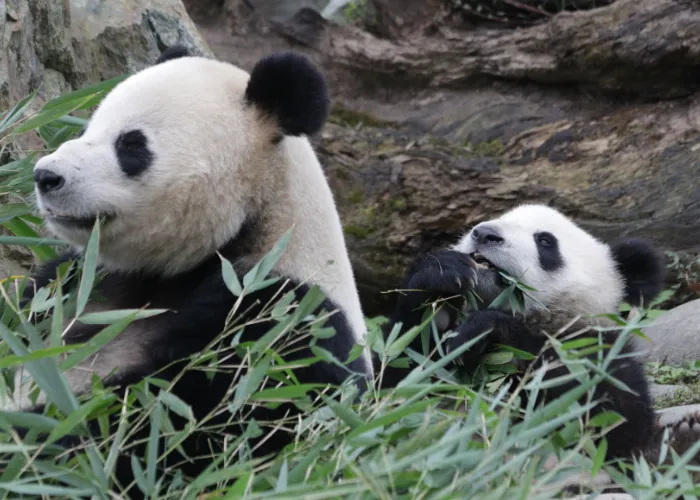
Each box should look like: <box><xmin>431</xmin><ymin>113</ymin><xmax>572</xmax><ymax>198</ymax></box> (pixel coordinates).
<box><xmin>378</xmin><ymin>203</ymin><xmax>694</xmax><ymax>464</ymax></box>
<box><xmin>5</xmin><ymin>45</ymin><xmax>372</xmax><ymax>489</ymax></box>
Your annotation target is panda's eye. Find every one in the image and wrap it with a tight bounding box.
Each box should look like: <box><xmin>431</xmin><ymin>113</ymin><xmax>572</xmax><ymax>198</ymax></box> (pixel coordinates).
<box><xmin>118</xmin><ymin>130</ymin><xmax>148</xmax><ymax>149</ymax></box>
<box><xmin>115</xmin><ymin>129</ymin><xmax>153</xmax><ymax>178</ymax></box>
<box><xmin>535</xmin><ymin>232</ymin><xmax>556</xmax><ymax>248</ymax></box>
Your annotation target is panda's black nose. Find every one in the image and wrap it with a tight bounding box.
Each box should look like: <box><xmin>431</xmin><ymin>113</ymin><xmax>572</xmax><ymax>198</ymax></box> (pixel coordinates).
<box><xmin>472</xmin><ymin>225</ymin><xmax>504</xmax><ymax>245</ymax></box>
<box><xmin>34</xmin><ymin>169</ymin><xmax>65</xmax><ymax>194</ymax></box>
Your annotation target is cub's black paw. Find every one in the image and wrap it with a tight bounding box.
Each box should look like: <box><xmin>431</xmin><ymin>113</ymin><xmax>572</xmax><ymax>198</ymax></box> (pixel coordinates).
<box><xmin>667</xmin><ymin>411</ymin><xmax>700</xmax><ymax>460</ymax></box>
<box><xmin>445</xmin><ymin>310</ymin><xmax>501</xmax><ymax>367</ymax></box>
<box><xmin>405</xmin><ymin>249</ymin><xmax>479</xmax><ymax>298</ymax></box>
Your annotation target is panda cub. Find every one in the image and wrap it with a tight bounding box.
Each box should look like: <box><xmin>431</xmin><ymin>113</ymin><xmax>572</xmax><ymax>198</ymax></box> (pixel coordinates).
<box><xmin>381</xmin><ymin>204</ymin><xmax>668</xmax><ymax>461</ymax></box>
<box><xmin>7</xmin><ymin>46</ymin><xmax>371</xmax><ymax>486</ymax></box>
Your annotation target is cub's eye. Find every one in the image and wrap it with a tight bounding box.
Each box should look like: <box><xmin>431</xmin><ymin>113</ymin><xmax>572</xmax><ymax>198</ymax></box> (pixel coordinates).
<box><xmin>117</xmin><ymin>130</ymin><xmax>148</xmax><ymax>150</ymax></box>
<box><xmin>535</xmin><ymin>232</ymin><xmax>556</xmax><ymax>248</ymax></box>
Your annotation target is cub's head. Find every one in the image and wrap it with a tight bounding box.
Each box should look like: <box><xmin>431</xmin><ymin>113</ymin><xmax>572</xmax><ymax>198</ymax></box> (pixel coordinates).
<box><xmin>453</xmin><ymin>204</ymin><xmax>666</xmax><ymax>315</ymax></box>
<box><xmin>32</xmin><ymin>46</ymin><xmax>329</xmax><ymax>276</ymax></box>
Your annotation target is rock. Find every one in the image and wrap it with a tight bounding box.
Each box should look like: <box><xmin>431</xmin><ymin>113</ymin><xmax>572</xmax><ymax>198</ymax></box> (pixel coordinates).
<box><xmin>639</xmin><ymin>300</ymin><xmax>700</xmax><ymax>365</ymax></box>
<box><xmin>657</xmin><ymin>404</ymin><xmax>700</xmax><ymax>426</ymax></box>
<box><xmin>0</xmin><ymin>254</ymin><xmax>30</xmax><ymax>281</ymax></box>
<box><xmin>0</xmin><ymin>0</ymin><xmax>211</xmax><ymax>112</ymax></box>
<box><xmin>0</xmin><ymin>0</ymin><xmax>210</xmax><ymax>275</ymax></box>
<box><xmin>249</xmin><ymin>0</ymin><xmax>326</xmax><ymax>22</ymax></box>
<box><xmin>650</xmin><ymin>384</ymin><xmax>691</xmax><ymax>401</ymax></box>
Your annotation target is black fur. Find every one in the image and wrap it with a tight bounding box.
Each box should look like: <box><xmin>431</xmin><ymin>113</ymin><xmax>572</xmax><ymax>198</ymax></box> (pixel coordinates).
<box><xmin>378</xmin><ymin>238</ymin><xmax>664</xmax><ymax>462</ymax></box>
<box><xmin>377</xmin><ymin>249</ymin><xmax>478</xmax><ymax>388</ymax></box>
<box><xmin>244</xmin><ymin>52</ymin><xmax>330</xmax><ymax>137</ymax></box>
<box><xmin>15</xmin><ymin>224</ymin><xmax>369</xmax><ymax>497</ymax></box>
<box><xmin>155</xmin><ymin>45</ymin><xmax>191</xmax><ymax>65</ymax></box>
<box><xmin>115</xmin><ymin>129</ymin><xmax>154</xmax><ymax>177</ymax></box>
<box><xmin>534</xmin><ymin>231</ymin><xmax>564</xmax><ymax>272</ymax></box>
<box><xmin>444</xmin><ymin>309</ymin><xmax>656</xmax><ymax>459</ymax></box>
<box><xmin>611</xmin><ymin>238</ymin><xmax>666</xmax><ymax>307</ymax></box>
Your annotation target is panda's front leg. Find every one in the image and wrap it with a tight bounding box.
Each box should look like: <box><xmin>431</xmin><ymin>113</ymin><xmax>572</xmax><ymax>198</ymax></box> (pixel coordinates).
<box><xmin>377</xmin><ymin>250</ymin><xmax>480</xmax><ymax>389</ymax></box>
<box><xmin>446</xmin><ymin>310</ymin><xmax>544</xmax><ymax>369</ymax></box>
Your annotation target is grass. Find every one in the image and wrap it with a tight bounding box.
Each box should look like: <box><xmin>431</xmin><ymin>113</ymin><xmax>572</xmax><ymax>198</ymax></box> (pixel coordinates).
<box><xmin>0</xmin><ymin>77</ymin><xmax>699</xmax><ymax>498</ymax></box>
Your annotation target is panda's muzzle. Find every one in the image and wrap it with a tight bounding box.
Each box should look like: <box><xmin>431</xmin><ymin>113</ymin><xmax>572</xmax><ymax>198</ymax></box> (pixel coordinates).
<box><xmin>34</xmin><ymin>169</ymin><xmax>115</xmax><ymax>229</ymax></box>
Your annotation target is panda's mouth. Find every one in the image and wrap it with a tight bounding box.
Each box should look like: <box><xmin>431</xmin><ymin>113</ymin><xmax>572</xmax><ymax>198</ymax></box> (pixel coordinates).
<box><xmin>48</xmin><ymin>213</ymin><xmax>115</xmax><ymax>230</ymax></box>
<box><xmin>469</xmin><ymin>251</ymin><xmax>496</xmax><ymax>270</ymax></box>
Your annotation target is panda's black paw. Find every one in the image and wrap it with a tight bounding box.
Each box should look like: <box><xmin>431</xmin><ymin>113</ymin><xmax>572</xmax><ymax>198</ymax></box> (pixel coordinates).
<box><xmin>390</xmin><ymin>250</ymin><xmax>480</xmax><ymax>336</ymax></box>
<box><xmin>446</xmin><ymin>310</ymin><xmax>501</xmax><ymax>367</ymax></box>
<box><xmin>667</xmin><ymin>411</ymin><xmax>700</xmax><ymax>460</ymax></box>
<box><xmin>405</xmin><ymin>249</ymin><xmax>479</xmax><ymax>298</ymax></box>
<box><xmin>445</xmin><ymin>310</ymin><xmax>534</xmax><ymax>370</ymax></box>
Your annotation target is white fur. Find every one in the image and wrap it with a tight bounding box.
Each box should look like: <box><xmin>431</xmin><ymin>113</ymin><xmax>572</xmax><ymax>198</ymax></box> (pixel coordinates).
<box><xmin>452</xmin><ymin>204</ymin><xmax>624</xmax><ymax>315</ymax></box>
<box><xmin>30</xmin><ymin>56</ymin><xmax>371</xmax><ymax>377</ymax></box>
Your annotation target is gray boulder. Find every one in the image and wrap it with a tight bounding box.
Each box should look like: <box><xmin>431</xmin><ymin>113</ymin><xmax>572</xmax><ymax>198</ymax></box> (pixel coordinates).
<box><xmin>0</xmin><ymin>0</ymin><xmax>210</xmax><ymax>278</ymax></box>
<box><xmin>1</xmin><ymin>0</ymin><xmax>210</xmax><ymax>112</ymax></box>
<box><xmin>649</xmin><ymin>383</ymin><xmax>691</xmax><ymax>402</ymax></box>
<box><xmin>657</xmin><ymin>404</ymin><xmax>700</xmax><ymax>426</ymax></box>
<box><xmin>638</xmin><ymin>299</ymin><xmax>700</xmax><ymax>365</ymax></box>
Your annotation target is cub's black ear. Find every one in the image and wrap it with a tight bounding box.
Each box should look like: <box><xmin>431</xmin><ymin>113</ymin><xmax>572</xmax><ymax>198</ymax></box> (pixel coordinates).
<box><xmin>155</xmin><ymin>45</ymin><xmax>191</xmax><ymax>65</ymax></box>
<box><xmin>244</xmin><ymin>52</ymin><xmax>329</xmax><ymax>136</ymax></box>
<box><xmin>611</xmin><ymin>238</ymin><xmax>666</xmax><ymax>307</ymax></box>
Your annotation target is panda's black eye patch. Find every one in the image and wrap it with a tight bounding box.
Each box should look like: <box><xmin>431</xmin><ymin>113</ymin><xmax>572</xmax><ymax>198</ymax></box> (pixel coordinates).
<box><xmin>115</xmin><ymin>129</ymin><xmax>153</xmax><ymax>178</ymax></box>
<box><xmin>534</xmin><ymin>231</ymin><xmax>563</xmax><ymax>272</ymax></box>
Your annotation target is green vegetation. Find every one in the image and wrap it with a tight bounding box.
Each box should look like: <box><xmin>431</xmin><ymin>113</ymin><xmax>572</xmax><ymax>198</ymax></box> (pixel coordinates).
<box><xmin>0</xmin><ymin>79</ymin><xmax>698</xmax><ymax>498</ymax></box>
<box><xmin>329</xmin><ymin>105</ymin><xmax>394</xmax><ymax>129</ymax></box>
<box><xmin>466</xmin><ymin>138</ymin><xmax>505</xmax><ymax>157</ymax></box>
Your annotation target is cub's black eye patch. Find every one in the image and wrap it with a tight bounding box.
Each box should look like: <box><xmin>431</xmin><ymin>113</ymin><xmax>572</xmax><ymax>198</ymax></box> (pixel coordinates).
<box><xmin>115</xmin><ymin>129</ymin><xmax>153</xmax><ymax>178</ymax></box>
<box><xmin>534</xmin><ymin>231</ymin><xmax>563</xmax><ymax>272</ymax></box>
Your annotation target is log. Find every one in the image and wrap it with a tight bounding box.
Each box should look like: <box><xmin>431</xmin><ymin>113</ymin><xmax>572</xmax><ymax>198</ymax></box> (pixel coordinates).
<box><xmin>320</xmin><ymin>0</ymin><xmax>700</xmax><ymax>99</ymax></box>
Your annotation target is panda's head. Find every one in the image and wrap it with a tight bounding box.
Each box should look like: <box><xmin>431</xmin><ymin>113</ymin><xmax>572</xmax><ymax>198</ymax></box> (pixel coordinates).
<box><xmin>32</xmin><ymin>46</ymin><xmax>330</xmax><ymax>276</ymax></box>
<box><xmin>453</xmin><ymin>204</ymin><xmax>666</xmax><ymax>315</ymax></box>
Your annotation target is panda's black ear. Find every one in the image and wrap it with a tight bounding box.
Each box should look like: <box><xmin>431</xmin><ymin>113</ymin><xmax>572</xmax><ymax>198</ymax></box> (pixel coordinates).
<box><xmin>244</xmin><ymin>52</ymin><xmax>329</xmax><ymax>137</ymax></box>
<box><xmin>611</xmin><ymin>238</ymin><xmax>666</xmax><ymax>307</ymax></box>
<box><xmin>155</xmin><ymin>45</ymin><xmax>191</xmax><ymax>65</ymax></box>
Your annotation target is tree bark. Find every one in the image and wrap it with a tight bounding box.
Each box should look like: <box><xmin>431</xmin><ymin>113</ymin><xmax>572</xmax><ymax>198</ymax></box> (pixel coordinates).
<box><xmin>319</xmin><ymin>0</ymin><xmax>700</xmax><ymax>99</ymax></box>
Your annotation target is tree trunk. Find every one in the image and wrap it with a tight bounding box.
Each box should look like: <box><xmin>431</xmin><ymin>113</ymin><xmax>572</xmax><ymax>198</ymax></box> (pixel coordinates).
<box><xmin>320</xmin><ymin>0</ymin><xmax>700</xmax><ymax>99</ymax></box>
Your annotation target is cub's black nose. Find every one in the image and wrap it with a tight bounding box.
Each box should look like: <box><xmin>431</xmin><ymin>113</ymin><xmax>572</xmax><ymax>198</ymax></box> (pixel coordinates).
<box><xmin>472</xmin><ymin>225</ymin><xmax>504</xmax><ymax>245</ymax></box>
<box><xmin>34</xmin><ymin>169</ymin><xmax>65</xmax><ymax>194</ymax></box>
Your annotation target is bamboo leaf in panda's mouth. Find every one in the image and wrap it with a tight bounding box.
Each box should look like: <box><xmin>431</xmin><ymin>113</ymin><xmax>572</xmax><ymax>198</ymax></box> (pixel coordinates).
<box><xmin>75</xmin><ymin>219</ymin><xmax>100</xmax><ymax>317</ymax></box>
